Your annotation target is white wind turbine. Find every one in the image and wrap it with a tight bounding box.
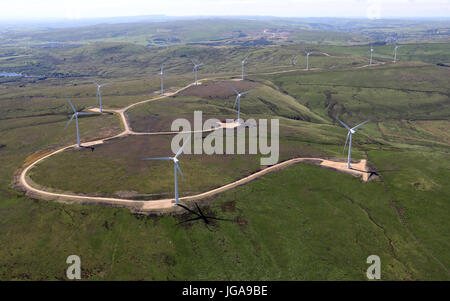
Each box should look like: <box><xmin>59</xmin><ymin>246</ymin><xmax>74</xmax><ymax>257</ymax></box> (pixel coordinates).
<box><xmin>291</xmin><ymin>55</ymin><xmax>298</xmax><ymax>66</ymax></box>
<box><xmin>241</xmin><ymin>55</ymin><xmax>249</xmax><ymax>80</ymax></box>
<box><xmin>305</xmin><ymin>50</ymin><xmax>312</xmax><ymax>70</ymax></box>
<box><xmin>229</xmin><ymin>84</ymin><xmax>251</xmax><ymax>121</ymax></box>
<box><xmin>190</xmin><ymin>59</ymin><xmax>204</xmax><ymax>85</ymax></box>
<box><xmin>369</xmin><ymin>45</ymin><xmax>374</xmax><ymax>65</ymax></box>
<box><xmin>92</xmin><ymin>80</ymin><xmax>110</xmax><ymax>113</ymax></box>
<box><xmin>64</xmin><ymin>96</ymin><xmax>96</xmax><ymax>147</ymax></box>
<box><xmin>393</xmin><ymin>45</ymin><xmax>400</xmax><ymax>63</ymax></box>
<box><xmin>335</xmin><ymin>116</ymin><xmax>370</xmax><ymax>169</ymax></box>
<box><xmin>156</xmin><ymin>63</ymin><xmax>168</xmax><ymax>95</ymax></box>
<box><xmin>142</xmin><ymin>136</ymin><xmax>191</xmax><ymax>205</ymax></box>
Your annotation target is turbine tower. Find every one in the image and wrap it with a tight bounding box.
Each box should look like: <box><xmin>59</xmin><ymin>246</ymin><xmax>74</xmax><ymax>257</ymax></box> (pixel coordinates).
<box><xmin>334</xmin><ymin>116</ymin><xmax>370</xmax><ymax>169</ymax></box>
<box><xmin>393</xmin><ymin>45</ymin><xmax>400</xmax><ymax>63</ymax></box>
<box><xmin>369</xmin><ymin>46</ymin><xmax>374</xmax><ymax>65</ymax></box>
<box><xmin>142</xmin><ymin>136</ymin><xmax>191</xmax><ymax>205</ymax></box>
<box><xmin>229</xmin><ymin>84</ymin><xmax>251</xmax><ymax>121</ymax></box>
<box><xmin>156</xmin><ymin>63</ymin><xmax>168</xmax><ymax>95</ymax></box>
<box><xmin>64</xmin><ymin>96</ymin><xmax>95</xmax><ymax>147</ymax></box>
<box><xmin>241</xmin><ymin>55</ymin><xmax>249</xmax><ymax>80</ymax></box>
<box><xmin>305</xmin><ymin>51</ymin><xmax>311</xmax><ymax>70</ymax></box>
<box><xmin>190</xmin><ymin>59</ymin><xmax>204</xmax><ymax>85</ymax></box>
<box><xmin>92</xmin><ymin>81</ymin><xmax>110</xmax><ymax>113</ymax></box>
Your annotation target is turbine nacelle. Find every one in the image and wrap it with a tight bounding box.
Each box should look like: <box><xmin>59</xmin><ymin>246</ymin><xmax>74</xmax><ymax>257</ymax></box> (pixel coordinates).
<box><xmin>190</xmin><ymin>59</ymin><xmax>203</xmax><ymax>69</ymax></box>
<box><xmin>92</xmin><ymin>81</ymin><xmax>110</xmax><ymax>88</ymax></box>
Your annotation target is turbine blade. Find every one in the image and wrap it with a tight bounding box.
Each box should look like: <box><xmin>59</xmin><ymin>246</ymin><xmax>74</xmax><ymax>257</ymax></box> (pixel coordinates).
<box><xmin>334</xmin><ymin>116</ymin><xmax>351</xmax><ymax>131</ymax></box>
<box><xmin>175</xmin><ymin>135</ymin><xmax>191</xmax><ymax>158</ymax></box>
<box><xmin>176</xmin><ymin>163</ymin><xmax>186</xmax><ymax>183</ymax></box>
<box><xmin>343</xmin><ymin>132</ymin><xmax>350</xmax><ymax>153</ymax></box>
<box><xmin>100</xmin><ymin>83</ymin><xmax>111</xmax><ymax>87</ymax></box>
<box><xmin>240</xmin><ymin>90</ymin><xmax>252</xmax><ymax>96</ymax></box>
<box><xmin>64</xmin><ymin>114</ymin><xmax>75</xmax><ymax>130</ymax></box>
<box><xmin>233</xmin><ymin>95</ymin><xmax>239</xmax><ymax>109</ymax></box>
<box><xmin>228</xmin><ymin>83</ymin><xmax>239</xmax><ymax>95</ymax></box>
<box><xmin>65</xmin><ymin>96</ymin><xmax>77</xmax><ymax>113</ymax></box>
<box><xmin>91</xmin><ymin>80</ymin><xmax>99</xmax><ymax>86</ymax></box>
<box><xmin>142</xmin><ymin>157</ymin><xmax>172</xmax><ymax>161</ymax></box>
<box><xmin>351</xmin><ymin>120</ymin><xmax>370</xmax><ymax>131</ymax></box>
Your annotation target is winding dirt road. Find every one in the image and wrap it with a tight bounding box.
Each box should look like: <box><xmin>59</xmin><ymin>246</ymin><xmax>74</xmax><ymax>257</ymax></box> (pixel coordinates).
<box><xmin>17</xmin><ymin>67</ymin><xmax>372</xmax><ymax>213</ymax></box>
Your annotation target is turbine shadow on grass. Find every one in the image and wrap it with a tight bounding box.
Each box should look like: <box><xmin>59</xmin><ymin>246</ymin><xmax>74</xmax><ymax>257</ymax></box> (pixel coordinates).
<box><xmin>177</xmin><ymin>202</ymin><xmax>234</xmax><ymax>230</ymax></box>
<box><xmin>350</xmin><ymin>167</ymin><xmax>397</xmax><ymax>181</ymax></box>
<box><xmin>80</xmin><ymin>145</ymin><xmax>95</xmax><ymax>152</ymax></box>
<box><xmin>349</xmin><ymin>167</ymin><xmax>380</xmax><ymax>181</ymax></box>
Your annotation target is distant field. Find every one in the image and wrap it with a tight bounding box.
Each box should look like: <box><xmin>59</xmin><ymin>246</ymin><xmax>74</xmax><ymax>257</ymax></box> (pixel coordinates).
<box><xmin>318</xmin><ymin>43</ymin><xmax>450</xmax><ymax>64</ymax></box>
<box><xmin>0</xmin><ymin>18</ymin><xmax>371</xmax><ymax>48</ymax></box>
<box><xmin>0</xmin><ymin>42</ymin><xmax>370</xmax><ymax>79</ymax></box>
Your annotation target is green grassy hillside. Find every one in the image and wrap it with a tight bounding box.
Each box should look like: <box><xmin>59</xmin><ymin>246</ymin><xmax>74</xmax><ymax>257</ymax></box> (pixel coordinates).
<box><xmin>0</xmin><ymin>22</ymin><xmax>449</xmax><ymax>280</ymax></box>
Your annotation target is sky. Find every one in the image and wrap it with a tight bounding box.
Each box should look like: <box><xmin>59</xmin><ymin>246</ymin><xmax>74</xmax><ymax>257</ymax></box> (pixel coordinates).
<box><xmin>0</xmin><ymin>0</ymin><xmax>449</xmax><ymax>20</ymax></box>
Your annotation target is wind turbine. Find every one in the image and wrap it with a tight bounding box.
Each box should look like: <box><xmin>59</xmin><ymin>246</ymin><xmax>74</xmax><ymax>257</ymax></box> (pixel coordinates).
<box><xmin>190</xmin><ymin>59</ymin><xmax>204</xmax><ymax>85</ymax></box>
<box><xmin>369</xmin><ymin>45</ymin><xmax>374</xmax><ymax>65</ymax></box>
<box><xmin>142</xmin><ymin>135</ymin><xmax>190</xmax><ymax>205</ymax></box>
<box><xmin>334</xmin><ymin>116</ymin><xmax>370</xmax><ymax>169</ymax></box>
<box><xmin>229</xmin><ymin>84</ymin><xmax>251</xmax><ymax>121</ymax></box>
<box><xmin>291</xmin><ymin>55</ymin><xmax>298</xmax><ymax>66</ymax></box>
<box><xmin>92</xmin><ymin>80</ymin><xmax>110</xmax><ymax>113</ymax></box>
<box><xmin>156</xmin><ymin>63</ymin><xmax>168</xmax><ymax>95</ymax></box>
<box><xmin>241</xmin><ymin>55</ymin><xmax>249</xmax><ymax>80</ymax></box>
<box><xmin>393</xmin><ymin>45</ymin><xmax>400</xmax><ymax>63</ymax></box>
<box><xmin>305</xmin><ymin>50</ymin><xmax>312</xmax><ymax>70</ymax></box>
<box><xmin>64</xmin><ymin>96</ymin><xmax>96</xmax><ymax>147</ymax></box>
